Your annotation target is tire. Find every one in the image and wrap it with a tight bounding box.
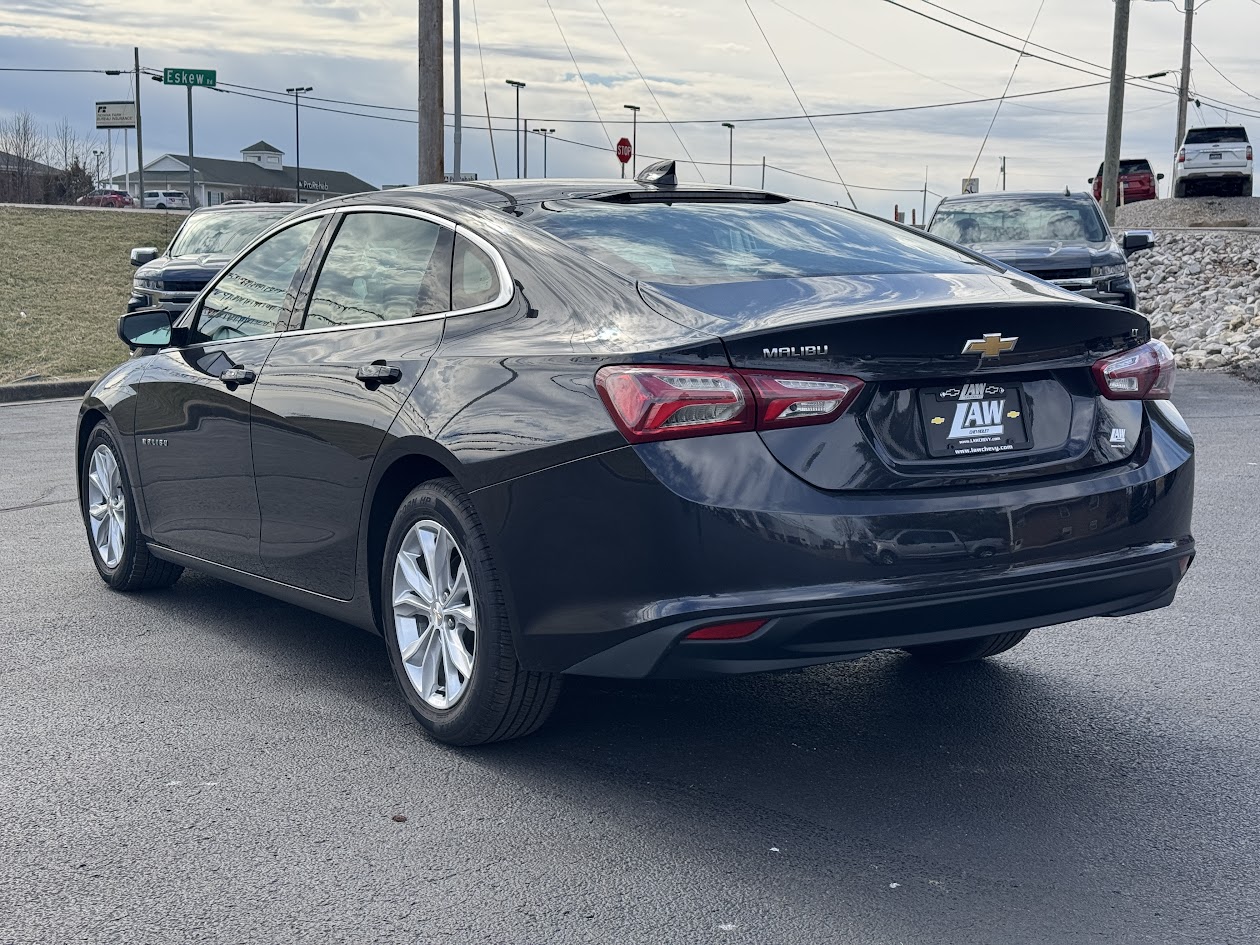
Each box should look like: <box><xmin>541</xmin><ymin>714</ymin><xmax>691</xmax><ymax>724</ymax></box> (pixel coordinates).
<box><xmin>1242</xmin><ymin>176</ymin><xmax>1253</xmax><ymax>198</ymax></box>
<box><xmin>155</xmin><ymin>203</ymin><xmax>166</xmax><ymax>210</ymax></box>
<box><xmin>80</xmin><ymin>423</ymin><xmax>183</xmax><ymax>591</ymax></box>
<box><xmin>1173</xmin><ymin>180</ymin><xmax>1186</xmax><ymax>199</ymax></box>
<box><xmin>381</xmin><ymin>478</ymin><xmax>561</xmax><ymax>745</ymax></box>
<box><xmin>877</xmin><ymin>549</ymin><xmax>897</xmax><ymax>566</ymax></box>
<box><xmin>902</xmin><ymin>629</ymin><xmax>1031</xmax><ymax>664</ymax></box>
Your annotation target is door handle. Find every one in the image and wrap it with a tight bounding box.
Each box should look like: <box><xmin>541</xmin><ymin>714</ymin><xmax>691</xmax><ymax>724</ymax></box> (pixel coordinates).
<box><xmin>220</xmin><ymin>368</ymin><xmax>256</xmax><ymax>385</ymax></box>
<box><xmin>356</xmin><ymin>363</ymin><xmax>403</xmax><ymax>386</ymax></box>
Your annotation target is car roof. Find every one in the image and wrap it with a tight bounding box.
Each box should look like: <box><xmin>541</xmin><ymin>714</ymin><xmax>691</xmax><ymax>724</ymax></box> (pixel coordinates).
<box><xmin>936</xmin><ymin>191</ymin><xmax>1098</xmax><ymax>205</ymax></box>
<box><xmin>188</xmin><ymin>202</ymin><xmax>303</xmax><ymax>215</ymax></box>
<box><xmin>320</xmin><ymin>179</ymin><xmax>792</xmax><ymax>216</ymax></box>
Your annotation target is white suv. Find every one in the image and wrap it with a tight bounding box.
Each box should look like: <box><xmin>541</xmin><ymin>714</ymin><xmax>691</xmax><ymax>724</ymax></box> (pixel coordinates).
<box><xmin>142</xmin><ymin>190</ymin><xmax>190</xmax><ymax>210</ymax></box>
<box><xmin>1172</xmin><ymin>126</ymin><xmax>1252</xmax><ymax>198</ymax></box>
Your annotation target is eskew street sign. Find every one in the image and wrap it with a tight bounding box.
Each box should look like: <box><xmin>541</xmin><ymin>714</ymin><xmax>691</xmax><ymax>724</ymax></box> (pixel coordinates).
<box><xmin>163</xmin><ymin>68</ymin><xmax>217</xmax><ymax>88</ymax></box>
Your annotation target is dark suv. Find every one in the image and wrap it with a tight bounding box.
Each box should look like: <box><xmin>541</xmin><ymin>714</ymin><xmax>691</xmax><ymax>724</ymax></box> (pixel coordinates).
<box><xmin>1090</xmin><ymin>159</ymin><xmax>1162</xmax><ymax>205</ymax></box>
<box><xmin>927</xmin><ymin>191</ymin><xmax>1154</xmax><ymax>310</ymax></box>
<box><xmin>128</xmin><ymin>203</ymin><xmax>300</xmax><ymax>314</ymax></box>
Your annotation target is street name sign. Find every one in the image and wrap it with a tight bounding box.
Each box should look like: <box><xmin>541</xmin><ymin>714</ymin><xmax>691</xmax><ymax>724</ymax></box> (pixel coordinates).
<box><xmin>163</xmin><ymin>68</ymin><xmax>217</xmax><ymax>88</ymax></box>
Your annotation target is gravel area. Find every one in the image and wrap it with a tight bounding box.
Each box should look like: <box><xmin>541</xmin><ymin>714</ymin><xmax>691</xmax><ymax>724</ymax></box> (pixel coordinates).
<box><xmin>1129</xmin><ymin>229</ymin><xmax>1260</xmax><ymax>372</ymax></box>
<box><xmin>1116</xmin><ymin>195</ymin><xmax>1260</xmax><ymax>229</ymax></box>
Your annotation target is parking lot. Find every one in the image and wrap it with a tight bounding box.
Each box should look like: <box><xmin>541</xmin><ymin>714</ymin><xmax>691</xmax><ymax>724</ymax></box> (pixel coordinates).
<box><xmin>1</xmin><ymin>372</ymin><xmax>1257</xmax><ymax>944</ymax></box>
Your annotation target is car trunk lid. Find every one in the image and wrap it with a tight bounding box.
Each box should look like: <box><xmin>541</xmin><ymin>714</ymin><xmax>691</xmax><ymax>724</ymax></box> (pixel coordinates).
<box><xmin>639</xmin><ymin>272</ymin><xmax>1149</xmax><ymax>491</ymax></box>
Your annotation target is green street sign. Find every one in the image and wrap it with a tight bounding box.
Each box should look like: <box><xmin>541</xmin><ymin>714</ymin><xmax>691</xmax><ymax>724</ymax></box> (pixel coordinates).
<box><xmin>163</xmin><ymin>68</ymin><xmax>217</xmax><ymax>88</ymax></box>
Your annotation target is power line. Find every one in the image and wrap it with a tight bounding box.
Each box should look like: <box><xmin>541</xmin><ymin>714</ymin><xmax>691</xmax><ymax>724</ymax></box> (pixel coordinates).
<box><xmin>1191</xmin><ymin>42</ymin><xmax>1260</xmax><ymax>102</ymax></box>
<box><xmin>469</xmin><ymin>0</ymin><xmax>500</xmax><ymax>177</ymax></box>
<box><xmin>544</xmin><ymin>0</ymin><xmax>614</xmax><ymax>149</ymax></box>
<box><xmin>745</xmin><ymin>0</ymin><xmax>857</xmax><ymax>208</ymax></box>
<box><xmin>593</xmin><ymin>0</ymin><xmax>706</xmax><ymax>182</ymax></box>
<box><xmin>967</xmin><ymin>0</ymin><xmax>1046</xmax><ymax>182</ymax></box>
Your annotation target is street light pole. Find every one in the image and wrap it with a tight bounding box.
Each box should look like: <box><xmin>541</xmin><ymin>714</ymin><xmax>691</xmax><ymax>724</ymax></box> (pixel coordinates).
<box><xmin>506</xmin><ymin>80</ymin><xmax>525</xmax><ymax>177</ymax></box>
<box><xmin>1101</xmin><ymin>0</ymin><xmax>1130</xmax><ymax>227</ymax></box>
<box><xmin>624</xmin><ymin>104</ymin><xmax>639</xmax><ymax>175</ymax></box>
<box><xmin>721</xmin><ymin>122</ymin><xmax>734</xmax><ymax>185</ymax></box>
<box><xmin>286</xmin><ymin>86</ymin><xmax>313</xmax><ymax>203</ymax></box>
<box><xmin>92</xmin><ymin>149</ymin><xmax>103</xmax><ymax>185</ymax></box>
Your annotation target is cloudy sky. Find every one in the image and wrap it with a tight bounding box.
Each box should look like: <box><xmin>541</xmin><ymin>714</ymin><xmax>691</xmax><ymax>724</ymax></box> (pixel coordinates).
<box><xmin>2</xmin><ymin>0</ymin><xmax>1258</xmax><ymax>214</ymax></box>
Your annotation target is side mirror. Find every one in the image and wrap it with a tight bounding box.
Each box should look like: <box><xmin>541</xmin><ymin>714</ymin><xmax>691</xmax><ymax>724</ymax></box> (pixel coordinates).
<box><xmin>1087</xmin><ymin>177</ymin><xmax>1095</xmax><ymax>184</ymax></box>
<box><xmin>1122</xmin><ymin>229</ymin><xmax>1156</xmax><ymax>256</ymax></box>
<box><xmin>130</xmin><ymin>247</ymin><xmax>159</xmax><ymax>267</ymax></box>
<box><xmin>118</xmin><ymin>308</ymin><xmax>174</xmax><ymax>350</ymax></box>
<box><xmin>1157</xmin><ymin>173</ymin><xmax>1166</xmax><ymax>180</ymax></box>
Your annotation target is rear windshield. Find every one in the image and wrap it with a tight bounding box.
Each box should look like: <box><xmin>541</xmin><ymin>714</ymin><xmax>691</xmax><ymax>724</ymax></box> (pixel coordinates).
<box><xmin>929</xmin><ymin>197</ymin><xmax>1108</xmax><ymax>244</ymax></box>
<box><xmin>529</xmin><ymin>200</ymin><xmax>989</xmax><ymax>284</ymax></box>
<box><xmin>168</xmin><ymin>209</ymin><xmax>293</xmax><ymax>257</ymax></box>
<box><xmin>1095</xmin><ymin>161</ymin><xmax>1153</xmax><ymax>176</ymax></box>
<box><xmin>1184</xmin><ymin>127</ymin><xmax>1249</xmax><ymax>144</ymax></box>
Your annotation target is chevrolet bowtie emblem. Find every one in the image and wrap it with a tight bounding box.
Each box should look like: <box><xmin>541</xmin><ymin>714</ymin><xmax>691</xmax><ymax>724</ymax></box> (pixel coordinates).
<box><xmin>962</xmin><ymin>333</ymin><xmax>1019</xmax><ymax>358</ymax></box>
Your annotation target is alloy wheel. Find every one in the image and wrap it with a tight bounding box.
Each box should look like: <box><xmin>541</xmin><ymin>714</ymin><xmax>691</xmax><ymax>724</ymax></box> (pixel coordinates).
<box><xmin>392</xmin><ymin>519</ymin><xmax>477</xmax><ymax>709</ymax></box>
<box><xmin>86</xmin><ymin>444</ymin><xmax>126</xmax><ymax>568</ymax></box>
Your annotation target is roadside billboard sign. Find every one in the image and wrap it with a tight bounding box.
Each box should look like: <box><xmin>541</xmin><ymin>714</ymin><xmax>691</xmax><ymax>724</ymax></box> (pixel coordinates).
<box><xmin>95</xmin><ymin>101</ymin><xmax>136</xmax><ymax>129</ymax></box>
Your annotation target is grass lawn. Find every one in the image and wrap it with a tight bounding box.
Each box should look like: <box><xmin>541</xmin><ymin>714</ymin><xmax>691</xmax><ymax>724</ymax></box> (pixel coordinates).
<box><xmin>0</xmin><ymin>207</ymin><xmax>185</xmax><ymax>383</ymax></box>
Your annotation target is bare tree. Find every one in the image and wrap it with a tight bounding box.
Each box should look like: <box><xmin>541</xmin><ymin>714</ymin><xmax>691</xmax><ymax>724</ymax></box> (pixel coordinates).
<box><xmin>50</xmin><ymin>117</ymin><xmax>98</xmax><ymax>173</ymax></box>
<box><xmin>0</xmin><ymin>111</ymin><xmax>52</xmax><ymax>203</ymax></box>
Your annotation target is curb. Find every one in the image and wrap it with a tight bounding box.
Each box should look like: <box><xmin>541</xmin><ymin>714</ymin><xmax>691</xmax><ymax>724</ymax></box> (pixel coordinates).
<box><xmin>0</xmin><ymin>378</ymin><xmax>96</xmax><ymax>404</ymax></box>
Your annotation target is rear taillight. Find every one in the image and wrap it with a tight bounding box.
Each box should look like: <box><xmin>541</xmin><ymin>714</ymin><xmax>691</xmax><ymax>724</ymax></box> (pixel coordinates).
<box><xmin>741</xmin><ymin>370</ymin><xmax>864</xmax><ymax>430</ymax></box>
<box><xmin>1092</xmin><ymin>340</ymin><xmax>1175</xmax><ymax>400</ymax></box>
<box><xmin>1247</xmin><ymin>145</ymin><xmax>1253</xmax><ymax>161</ymax></box>
<box><xmin>684</xmin><ymin>619</ymin><xmax>767</xmax><ymax>640</ymax></box>
<box><xmin>595</xmin><ymin>365</ymin><xmax>865</xmax><ymax>442</ymax></box>
<box><xmin>1177</xmin><ymin>148</ymin><xmax>1186</xmax><ymax>163</ymax></box>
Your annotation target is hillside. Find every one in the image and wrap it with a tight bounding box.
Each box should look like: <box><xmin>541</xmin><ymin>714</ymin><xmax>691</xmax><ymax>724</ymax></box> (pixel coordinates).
<box><xmin>0</xmin><ymin>206</ymin><xmax>184</xmax><ymax>383</ymax></box>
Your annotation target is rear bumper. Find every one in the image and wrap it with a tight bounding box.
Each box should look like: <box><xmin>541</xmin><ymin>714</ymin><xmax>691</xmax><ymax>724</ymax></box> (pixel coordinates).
<box><xmin>473</xmin><ymin>406</ymin><xmax>1194</xmax><ymax>678</ymax></box>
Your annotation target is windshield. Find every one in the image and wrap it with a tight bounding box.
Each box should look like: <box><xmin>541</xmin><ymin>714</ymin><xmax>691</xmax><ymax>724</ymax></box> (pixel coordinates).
<box><xmin>530</xmin><ymin>199</ymin><xmax>990</xmax><ymax>284</ymax></box>
<box><xmin>168</xmin><ymin>209</ymin><xmax>293</xmax><ymax>257</ymax></box>
<box><xmin>929</xmin><ymin>197</ymin><xmax>1108</xmax><ymax>244</ymax></box>
<box><xmin>1185</xmin><ymin>127</ymin><xmax>1248</xmax><ymax>144</ymax></box>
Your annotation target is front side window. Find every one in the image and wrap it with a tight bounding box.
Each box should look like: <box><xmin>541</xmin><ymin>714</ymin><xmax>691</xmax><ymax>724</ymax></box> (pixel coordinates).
<box><xmin>303</xmin><ymin>212</ymin><xmax>452</xmax><ymax>330</ymax></box>
<box><xmin>192</xmin><ymin>218</ymin><xmax>321</xmax><ymax>343</ymax></box>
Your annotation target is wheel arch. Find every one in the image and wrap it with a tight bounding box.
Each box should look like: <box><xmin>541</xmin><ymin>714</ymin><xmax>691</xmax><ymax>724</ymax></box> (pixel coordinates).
<box><xmin>362</xmin><ymin>445</ymin><xmax>465</xmax><ymax>633</ymax></box>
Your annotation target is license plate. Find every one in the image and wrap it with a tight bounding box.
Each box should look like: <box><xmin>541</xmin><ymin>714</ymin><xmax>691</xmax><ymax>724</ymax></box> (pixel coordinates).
<box><xmin>919</xmin><ymin>382</ymin><xmax>1031</xmax><ymax>458</ymax></box>
<box><xmin>1210</xmin><ymin>152</ymin><xmax>1223</xmax><ymax>160</ymax></box>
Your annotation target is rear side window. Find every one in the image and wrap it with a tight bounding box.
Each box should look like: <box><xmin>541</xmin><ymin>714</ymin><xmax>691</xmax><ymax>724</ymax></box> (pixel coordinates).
<box><xmin>531</xmin><ymin>200</ymin><xmax>987</xmax><ymax>284</ymax></box>
<box><xmin>194</xmin><ymin>218</ymin><xmax>322</xmax><ymax>342</ymax></box>
<box><xmin>1184</xmin><ymin>127</ymin><xmax>1249</xmax><ymax>144</ymax></box>
<box><xmin>451</xmin><ymin>234</ymin><xmax>501</xmax><ymax>309</ymax></box>
<box><xmin>303</xmin><ymin>212</ymin><xmax>453</xmax><ymax>329</ymax></box>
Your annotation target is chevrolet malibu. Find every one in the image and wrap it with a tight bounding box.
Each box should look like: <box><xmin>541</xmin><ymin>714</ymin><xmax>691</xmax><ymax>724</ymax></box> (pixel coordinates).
<box><xmin>78</xmin><ymin>165</ymin><xmax>1196</xmax><ymax>745</ymax></box>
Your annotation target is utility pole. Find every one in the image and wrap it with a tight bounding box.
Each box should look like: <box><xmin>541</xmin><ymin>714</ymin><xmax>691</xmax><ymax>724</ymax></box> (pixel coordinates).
<box><xmin>506</xmin><ymin>80</ymin><xmax>525</xmax><ymax>177</ymax></box>
<box><xmin>761</xmin><ymin>155</ymin><xmax>766</xmax><ymax>189</ymax></box>
<box><xmin>1101</xmin><ymin>0</ymin><xmax>1130</xmax><ymax>227</ymax></box>
<box><xmin>134</xmin><ymin>47</ymin><xmax>145</xmax><ymax>204</ymax></box>
<box><xmin>624</xmin><ymin>104</ymin><xmax>639</xmax><ymax>175</ymax></box>
<box><xmin>534</xmin><ymin>128</ymin><xmax>555</xmax><ymax>177</ymax></box>
<box><xmin>452</xmin><ymin>0</ymin><xmax>461</xmax><ymax>179</ymax></box>
<box><xmin>417</xmin><ymin>0</ymin><xmax>444</xmax><ymax>184</ymax></box>
<box><xmin>286</xmin><ymin>86</ymin><xmax>312</xmax><ymax>203</ymax></box>
<box><xmin>1000</xmin><ymin>156</ymin><xmax>1007</xmax><ymax>191</ymax></box>
<box><xmin>722</xmin><ymin>122</ymin><xmax>734</xmax><ymax>185</ymax></box>
<box><xmin>1175</xmin><ymin>0</ymin><xmax>1195</xmax><ymax>155</ymax></box>
<box><xmin>523</xmin><ymin>118</ymin><xmax>529</xmax><ymax>178</ymax></box>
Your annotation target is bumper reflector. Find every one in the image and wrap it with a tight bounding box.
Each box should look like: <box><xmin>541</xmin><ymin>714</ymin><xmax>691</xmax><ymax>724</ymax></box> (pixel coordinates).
<box><xmin>684</xmin><ymin>619</ymin><xmax>768</xmax><ymax>641</ymax></box>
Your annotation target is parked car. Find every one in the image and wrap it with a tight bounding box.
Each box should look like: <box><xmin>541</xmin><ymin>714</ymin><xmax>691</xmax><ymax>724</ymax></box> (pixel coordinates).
<box><xmin>1172</xmin><ymin>125</ymin><xmax>1253</xmax><ymax>197</ymax></box>
<box><xmin>1090</xmin><ymin>158</ymin><xmax>1163</xmax><ymax>204</ymax></box>
<box><xmin>76</xmin><ymin>189</ymin><xmax>134</xmax><ymax>209</ymax></box>
<box><xmin>927</xmin><ymin>191</ymin><xmax>1154</xmax><ymax>310</ymax></box>
<box><xmin>142</xmin><ymin>190</ymin><xmax>190</xmax><ymax>210</ymax></box>
<box><xmin>82</xmin><ymin>166</ymin><xmax>1195</xmax><ymax>745</ymax></box>
<box><xmin>127</xmin><ymin>202</ymin><xmax>300</xmax><ymax>315</ymax></box>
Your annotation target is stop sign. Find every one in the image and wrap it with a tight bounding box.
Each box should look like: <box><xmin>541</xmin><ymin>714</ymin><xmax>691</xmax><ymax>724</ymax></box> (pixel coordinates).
<box><xmin>616</xmin><ymin>137</ymin><xmax>633</xmax><ymax>164</ymax></box>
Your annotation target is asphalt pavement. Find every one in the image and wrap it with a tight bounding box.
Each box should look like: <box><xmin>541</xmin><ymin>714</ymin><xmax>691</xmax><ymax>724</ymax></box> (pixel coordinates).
<box><xmin>2</xmin><ymin>373</ymin><xmax>1257</xmax><ymax>944</ymax></box>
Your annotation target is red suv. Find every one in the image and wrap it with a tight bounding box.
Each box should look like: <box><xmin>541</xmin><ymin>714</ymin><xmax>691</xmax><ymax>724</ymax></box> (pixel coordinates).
<box><xmin>1090</xmin><ymin>159</ymin><xmax>1162</xmax><ymax>205</ymax></box>
<box><xmin>76</xmin><ymin>189</ymin><xmax>135</xmax><ymax>209</ymax></box>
